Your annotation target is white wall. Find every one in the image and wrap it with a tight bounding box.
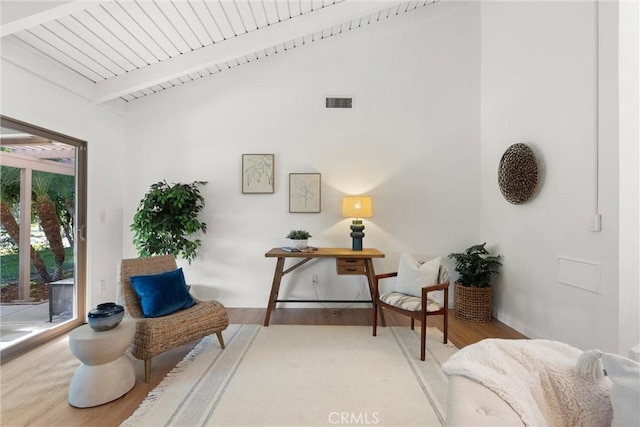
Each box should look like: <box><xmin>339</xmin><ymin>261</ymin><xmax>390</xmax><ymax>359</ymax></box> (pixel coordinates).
<box><xmin>2</xmin><ymin>0</ymin><xmax>633</xmax><ymax>354</ymax></box>
<box><xmin>618</xmin><ymin>0</ymin><xmax>640</xmax><ymax>356</ymax></box>
<box><xmin>480</xmin><ymin>1</ymin><xmax>621</xmax><ymax>352</ymax></box>
<box><xmin>0</xmin><ymin>59</ymin><xmax>126</xmax><ymax>310</ymax></box>
<box><xmin>123</xmin><ymin>1</ymin><xmax>481</xmax><ymax>307</ymax></box>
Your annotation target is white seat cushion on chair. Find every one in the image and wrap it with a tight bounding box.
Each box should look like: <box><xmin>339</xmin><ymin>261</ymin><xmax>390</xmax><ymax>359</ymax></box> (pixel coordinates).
<box><xmin>380</xmin><ymin>291</ymin><xmax>442</xmax><ymax>312</ymax></box>
<box><xmin>396</xmin><ymin>253</ymin><xmax>442</xmax><ymax>297</ymax></box>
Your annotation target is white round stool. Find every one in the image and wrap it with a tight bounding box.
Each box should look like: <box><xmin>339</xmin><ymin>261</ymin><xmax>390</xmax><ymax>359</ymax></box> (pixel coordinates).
<box><xmin>68</xmin><ymin>319</ymin><xmax>136</xmax><ymax>408</ymax></box>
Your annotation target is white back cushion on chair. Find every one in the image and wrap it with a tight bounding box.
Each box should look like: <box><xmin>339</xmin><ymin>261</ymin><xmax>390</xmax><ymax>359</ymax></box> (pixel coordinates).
<box><xmin>395</xmin><ymin>253</ymin><xmax>441</xmax><ymax>298</ymax></box>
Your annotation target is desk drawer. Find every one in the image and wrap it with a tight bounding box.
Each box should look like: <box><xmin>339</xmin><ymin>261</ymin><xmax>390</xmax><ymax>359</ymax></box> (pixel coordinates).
<box><xmin>336</xmin><ymin>259</ymin><xmax>365</xmax><ymax>275</ymax></box>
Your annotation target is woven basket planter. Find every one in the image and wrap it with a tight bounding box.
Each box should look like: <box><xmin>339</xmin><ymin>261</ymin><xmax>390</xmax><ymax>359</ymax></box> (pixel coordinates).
<box><xmin>453</xmin><ymin>282</ymin><xmax>493</xmax><ymax>322</ymax></box>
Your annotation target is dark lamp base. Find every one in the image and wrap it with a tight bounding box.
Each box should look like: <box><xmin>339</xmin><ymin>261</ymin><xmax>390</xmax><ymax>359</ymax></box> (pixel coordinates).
<box><xmin>349</xmin><ymin>220</ymin><xmax>365</xmax><ymax>251</ymax></box>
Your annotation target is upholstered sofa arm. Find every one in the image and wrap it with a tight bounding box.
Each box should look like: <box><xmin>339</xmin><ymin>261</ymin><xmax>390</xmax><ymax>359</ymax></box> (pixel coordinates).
<box><xmin>445</xmin><ymin>375</ymin><xmax>524</xmax><ymax>426</ymax></box>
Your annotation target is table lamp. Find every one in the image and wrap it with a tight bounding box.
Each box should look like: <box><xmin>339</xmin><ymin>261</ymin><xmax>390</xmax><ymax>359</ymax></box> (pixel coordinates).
<box><xmin>342</xmin><ymin>196</ymin><xmax>372</xmax><ymax>251</ymax></box>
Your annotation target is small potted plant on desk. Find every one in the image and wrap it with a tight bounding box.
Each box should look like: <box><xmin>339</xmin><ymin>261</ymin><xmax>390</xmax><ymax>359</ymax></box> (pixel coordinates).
<box><xmin>286</xmin><ymin>229</ymin><xmax>311</xmax><ymax>250</ymax></box>
<box><xmin>448</xmin><ymin>242</ymin><xmax>502</xmax><ymax>322</ymax></box>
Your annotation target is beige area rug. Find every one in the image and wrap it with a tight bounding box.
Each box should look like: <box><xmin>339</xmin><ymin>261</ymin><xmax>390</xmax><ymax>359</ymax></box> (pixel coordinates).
<box><xmin>122</xmin><ymin>324</ymin><xmax>457</xmax><ymax>427</ymax></box>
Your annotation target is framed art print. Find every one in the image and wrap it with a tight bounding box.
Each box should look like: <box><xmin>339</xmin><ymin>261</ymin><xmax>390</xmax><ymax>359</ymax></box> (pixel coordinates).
<box><xmin>289</xmin><ymin>173</ymin><xmax>321</xmax><ymax>213</ymax></box>
<box><xmin>242</xmin><ymin>154</ymin><xmax>274</xmax><ymax>194</ymax></box>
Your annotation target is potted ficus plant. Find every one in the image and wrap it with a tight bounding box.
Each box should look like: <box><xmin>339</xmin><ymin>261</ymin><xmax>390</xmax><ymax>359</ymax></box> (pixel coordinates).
<box><xmin>286</xmin><ymin>229</ymin><xmax>311</xmax><ymax>249</ymax></box>
<box><xmin>448</xmin><ymin>242</ymin><xmax>502</xmax><ymax>322</ymax></box>
<box><xmin>131</xmin><ymin>180</ymin><xmax>207</xmax><ymax>264</ymax></box>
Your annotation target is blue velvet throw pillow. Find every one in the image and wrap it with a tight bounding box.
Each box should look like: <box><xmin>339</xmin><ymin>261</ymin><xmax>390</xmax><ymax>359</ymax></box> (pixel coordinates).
<box><xmin>129</xmin><ymin>268</ymin><xmax>196</xmax><ymax>318</ymax></box>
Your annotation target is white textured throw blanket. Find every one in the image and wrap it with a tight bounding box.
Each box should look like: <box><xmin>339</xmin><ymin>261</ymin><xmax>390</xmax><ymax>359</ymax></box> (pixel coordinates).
<box><xmin>442</xmin><ymin>339</ymin><xmax>613</xmax><ymax>427</ymax></box>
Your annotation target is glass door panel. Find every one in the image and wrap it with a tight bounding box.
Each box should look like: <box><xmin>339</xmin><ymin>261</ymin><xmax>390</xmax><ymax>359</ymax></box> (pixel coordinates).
<box><xmin>0</xmin><ymin>116</ymin><xmax>86</xmax><ymax>358</ymax></box>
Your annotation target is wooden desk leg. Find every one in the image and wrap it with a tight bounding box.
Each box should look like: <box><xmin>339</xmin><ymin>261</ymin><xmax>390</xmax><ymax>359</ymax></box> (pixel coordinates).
<box><xmin>264</xmin><ymin>257</ymin><xmax>285</xmax><ymax>327</ymax></box>
<box><xmin>365</xmin><ymin>258</ymin><xmax>386</xmax><ymax>327</ymax></box>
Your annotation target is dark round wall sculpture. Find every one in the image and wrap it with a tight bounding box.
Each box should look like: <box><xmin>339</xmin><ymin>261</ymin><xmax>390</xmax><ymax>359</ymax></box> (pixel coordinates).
<box><xmin>498</xmin><ymin>143</ymin><xmax>539</xmax><ymax>205</ymax></box>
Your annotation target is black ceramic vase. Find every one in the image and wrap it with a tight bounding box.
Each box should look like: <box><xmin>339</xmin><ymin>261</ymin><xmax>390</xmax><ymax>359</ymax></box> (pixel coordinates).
<box><xmin>88</xmin><ymin>302</ymin><xmax>124</xmax><ymax>331</ymax></box>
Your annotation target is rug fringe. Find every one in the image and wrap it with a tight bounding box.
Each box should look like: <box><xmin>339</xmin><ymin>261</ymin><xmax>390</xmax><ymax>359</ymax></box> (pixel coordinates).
<box><xmin>120</xmin><ymin>335</ymin><xmax>216</xmax><ymax>427</ymax></box>
<box><xmin>419</xmin><ymin>326</ymin><xmax>459</xmax><ymax>350</ymax></box>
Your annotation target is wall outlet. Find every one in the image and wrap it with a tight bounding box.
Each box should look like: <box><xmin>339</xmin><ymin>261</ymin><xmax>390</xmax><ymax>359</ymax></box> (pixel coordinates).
<box><xmin>588</xmin><ymin>214</ymin><xmax>602</xmax><ymax>232</ymax></box>
<box><xmin>99</xmin><ymin>279</ymin><xmax>106</xmax><ymax>292</ymax></box>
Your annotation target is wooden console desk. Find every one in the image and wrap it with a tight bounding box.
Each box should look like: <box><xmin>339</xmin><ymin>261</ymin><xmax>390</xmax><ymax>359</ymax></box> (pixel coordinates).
<box><xmin>263</xmin><ymin>247</ymin><xmax>386</xmax><ymax>326</ymax></box>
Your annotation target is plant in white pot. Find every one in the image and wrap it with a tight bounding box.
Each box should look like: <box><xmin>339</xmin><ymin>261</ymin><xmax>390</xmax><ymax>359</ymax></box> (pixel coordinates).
<box><xmin>448</xmin><ymin>243</ymin><xmax>502</xmax><ymax>322</ymax></box>
<box><xmin>286</xmin><ymin>229</ymin><xmax>311</xmax><ymax>249</ymax></box>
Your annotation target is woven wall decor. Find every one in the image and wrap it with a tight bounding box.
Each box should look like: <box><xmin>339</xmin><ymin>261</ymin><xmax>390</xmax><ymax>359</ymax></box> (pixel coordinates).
<box><xmin>498</xmin><ymin>143</ymin><xmax>539</xmax><ymax>204</ymax></box>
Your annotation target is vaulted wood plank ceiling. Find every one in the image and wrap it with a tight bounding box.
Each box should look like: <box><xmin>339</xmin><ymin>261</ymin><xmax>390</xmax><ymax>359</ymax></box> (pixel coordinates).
<box><xmin>1</xmin><ymin>0</ymin><xmax>438</xmax><ymax>104</ymax></box>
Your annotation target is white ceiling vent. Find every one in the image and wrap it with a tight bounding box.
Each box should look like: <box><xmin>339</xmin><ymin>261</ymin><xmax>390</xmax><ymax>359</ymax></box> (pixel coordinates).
<box><xmin>326</xmin><ymin>97</ymin><xmax>353</xmax><ymax>109</ymax></box>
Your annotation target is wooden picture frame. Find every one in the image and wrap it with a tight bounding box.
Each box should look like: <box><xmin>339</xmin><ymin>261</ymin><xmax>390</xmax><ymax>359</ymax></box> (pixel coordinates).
<box><xmin>242</xmin><ymin>154</ymin><xmax>274</xmax><ymax>194</ymax></box>
<box><xmin>289</xmin><ymin>173</ymin><xmax>321</xmax><ymax>213</ymax></box>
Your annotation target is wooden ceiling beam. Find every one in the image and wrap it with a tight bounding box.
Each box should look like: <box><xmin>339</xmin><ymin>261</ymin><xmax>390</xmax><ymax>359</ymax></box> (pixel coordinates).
<box><xmin>0</xmin><ymin>151</ymin><xmax>74</xmax><ymax>175</ymax></box>
<box><xmin>0</xmin><ymin>1</ymin><xmax>103</xmax><ymax>37</ymax></box>
<box><xmin>92</xmin><ymin>0</ymin><xmax>404</xmax><ymax>103</ymax></box>
<box><xmin>8</xmin><ymin>148</ymin><xmax>75</xmax><ymax>159</ymax></box>
<box><xmin>1</xmin><ymin>37</ymin><xmax>96</xmax><ymax>101</ymax></box>
<box><xmin>0</xmin><ymin>136</ymin><xmax>51</xmax><ymax>145</ymax></box>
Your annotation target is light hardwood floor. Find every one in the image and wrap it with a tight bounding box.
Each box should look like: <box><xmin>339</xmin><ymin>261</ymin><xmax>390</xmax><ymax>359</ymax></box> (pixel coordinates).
<box><xmin>1</xmin><ymin>308</ymin><xmax>526</xmax><ymax>427</ymax></box>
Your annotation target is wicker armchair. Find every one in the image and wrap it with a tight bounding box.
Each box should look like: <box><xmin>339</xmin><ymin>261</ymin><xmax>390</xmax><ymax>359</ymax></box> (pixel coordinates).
<box><xmin>118</xmin><ymin>255</ymin><xmax>229</xmax><ymax>382</ymax></box>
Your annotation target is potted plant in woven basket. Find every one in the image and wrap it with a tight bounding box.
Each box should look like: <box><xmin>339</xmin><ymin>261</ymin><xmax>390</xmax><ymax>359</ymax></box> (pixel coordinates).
<box><xmin>448</xmin><ymin>243</ymin><xmax>502</xmax><ymax>322</ymax></box>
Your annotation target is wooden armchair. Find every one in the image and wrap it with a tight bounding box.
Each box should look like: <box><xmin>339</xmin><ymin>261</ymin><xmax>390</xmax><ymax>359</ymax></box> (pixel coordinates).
<box><xmin>373</xmin><ymin>259</ymin><xmax>449</xmax><ymax>361</ymax></box>
<box><xmin>118</xmin><ymin>255</ymin><xmax>229</xmax><ymax>382</ymax></box>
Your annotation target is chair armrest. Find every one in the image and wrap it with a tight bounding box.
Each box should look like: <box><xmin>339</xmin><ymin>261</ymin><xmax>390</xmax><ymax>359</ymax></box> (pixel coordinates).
<box><xmin>375</xmin><ymin>272</ymin><xmax>398</xmax><ymax>280</ymax></box>
<box><xmin>422</xmin><ymin>282</ymin><xmax>450</xmax><ymax>300</ymax></box>
<box><xmin>374</xmin><ymin>272</ymin><xmax>398</xmax><ymax>299</ymax></box>
<box><xmin>422</xmin><ymin>282</ymin><xmax>449</xmax><ymax>292</ymax></box>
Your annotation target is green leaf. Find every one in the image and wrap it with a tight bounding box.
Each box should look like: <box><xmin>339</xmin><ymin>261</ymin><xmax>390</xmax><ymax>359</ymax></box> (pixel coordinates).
<box><xmin>131</xmin><ymin>180</ymin><xmax>208</xmax><ymax>263</ymax></box>
<box><xmin>448</xmin><ymin>242</ymin><xmax>502</xmax><ymax>288</ymax></box>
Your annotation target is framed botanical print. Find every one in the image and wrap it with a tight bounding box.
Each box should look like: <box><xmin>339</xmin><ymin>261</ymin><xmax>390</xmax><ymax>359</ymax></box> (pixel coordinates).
<box><xmin>242</xmin><ymin>154</ymin><xmax>274</xmax><ymax>194</ymax></box>
<box><xmin>289</xmin><ymin>173</ymin><xmax>321</xmax><ymax>213</ymax></box>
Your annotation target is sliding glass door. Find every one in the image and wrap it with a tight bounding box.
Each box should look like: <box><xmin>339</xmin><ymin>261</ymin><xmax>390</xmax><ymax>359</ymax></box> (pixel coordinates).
<box><xmin>0</xmin><ymin>116</ymin><xmax>86</xmax><ymax>360</ymax></box>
